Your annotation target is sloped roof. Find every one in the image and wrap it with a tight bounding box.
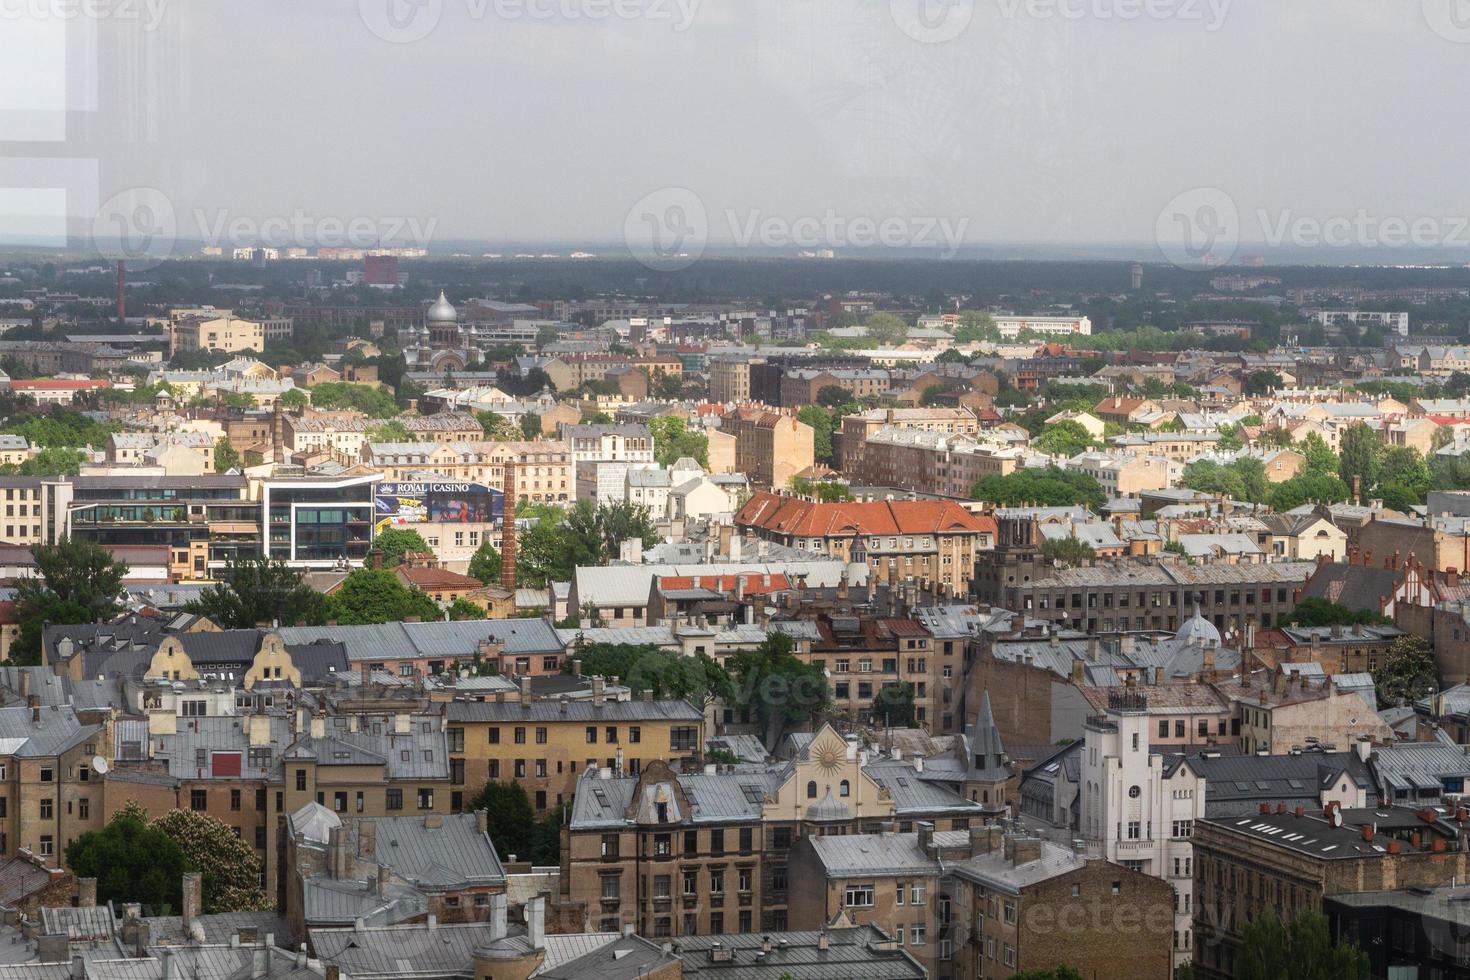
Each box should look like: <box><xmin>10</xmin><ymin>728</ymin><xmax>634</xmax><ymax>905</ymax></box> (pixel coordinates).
<box><xmin>736</xmin><ymin>491</ymin><xmax>992</xmax><ymax>538</ymax></box>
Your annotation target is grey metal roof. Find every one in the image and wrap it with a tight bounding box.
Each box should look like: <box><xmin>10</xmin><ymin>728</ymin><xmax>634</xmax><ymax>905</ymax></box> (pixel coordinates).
<box><xmin>947</xmin><ymin>839</ymin><xmax>1085</xmax><ymax>895</ymax></box>
<box><xmin>278</xmin><ymin>618</ymin><xmax>564</xmax><ymax>661</ymax></box>
<box><xmin>308</xmin><ymin>921</ymin><xmax>614</xmax><ymax>980</ymax></box>
<box><xmin>677</xmin><ymin>927</ymin><xmax>925</xmax><ymax>980</ymax></box>
<box><xmin>0</xmin><ymin>705</ymin><xmax>99</xmax><ymax>758</ymax></box>
<box><xmin>538</xmin><ymin>934</ymin><xmax>676</xmax><ymax>980</ymax></box>
<box><xmin>1177</xmin><ymin>749</ymin><xmax>1373</xmax><ymax>816</ymax></box>
<box><xmin>862</xmin><ymin>761</ymin><xmax>985</xmax><ymax>817</ymax></box>
<box><xmin>284</xmin><ymin>714</ymin><xmax>448</xmax><ymax>780</ymax></box>
<box><xmin>1372</xmin><ymin>742</ymin><xmax>1470</xmax><ymax>795</ymax></box>
<box><xmin>362</xmin><ymin>812</ymin><xmax>506</xmax><ymax>889</ymax></box>
<box><xmin>153</xmin><ymin>715</ymin><xmax>292</xmax><ymax>780</ymax></box>
<box><xmin>805</xmin><ymin>831</ymin><xmax>953</xmax><ymax>876</ymax></box>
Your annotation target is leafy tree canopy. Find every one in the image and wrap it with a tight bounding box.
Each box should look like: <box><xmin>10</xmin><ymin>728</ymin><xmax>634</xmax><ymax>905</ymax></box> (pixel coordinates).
<box><xmin>14</xmin><ymin>538</ymin><xmax>129</xmax><ymax>665</ymax></box>
<box><xmin>66</xmin><ymin>804</ymin><xmax>188</xmax><ymax>914</ymax></box>
<box><xmin>184</xmin><ymin>555</ymin><xmax>328</xmax><ymax>630</ymax></box>
<box><xmin>327</xmin><ymin>569</ymin><xmax>440</xmax><ymax>625</ymax></box>
<box><xmin>972</xmin><ymin>466</ymin><xmax>1106</xmax><ymax>511</ymax></box>
<box><xmin>1236</xmin><ymin>907</ymin><xmax>1369</xmax><ymax>980</ymax></box>
<box><xmin>372</xmin><ymin>527</ymin><xmax>431</xmax><ymax>568</ymax></box>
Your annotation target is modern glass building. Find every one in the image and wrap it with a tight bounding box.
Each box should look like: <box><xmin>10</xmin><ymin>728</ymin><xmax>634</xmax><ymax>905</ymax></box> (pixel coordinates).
<box><xmin>261</xmin><ymin>473</ymin><xmax>377</xmax><ymax>568</ymax></box>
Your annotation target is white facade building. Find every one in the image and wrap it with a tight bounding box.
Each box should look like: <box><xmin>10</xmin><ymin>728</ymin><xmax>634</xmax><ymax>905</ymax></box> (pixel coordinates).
<box><xmin>1080</xmin><ymin>686</ymin><xmax>1207</xmax><ymax>970</ymax></box>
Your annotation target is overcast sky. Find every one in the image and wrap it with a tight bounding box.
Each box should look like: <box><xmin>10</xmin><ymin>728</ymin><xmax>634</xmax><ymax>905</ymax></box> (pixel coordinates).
<box><xmin>4</xmin><ymin>0</ymin><xmax>1470</xmax><ymax>259</ymax></box>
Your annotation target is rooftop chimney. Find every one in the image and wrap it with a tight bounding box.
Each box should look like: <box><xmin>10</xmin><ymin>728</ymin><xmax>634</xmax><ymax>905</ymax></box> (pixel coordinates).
<box><xmin>181</xmin><ymin>872</ymin><xmax>202</xmax><ymax>930</ymax></box>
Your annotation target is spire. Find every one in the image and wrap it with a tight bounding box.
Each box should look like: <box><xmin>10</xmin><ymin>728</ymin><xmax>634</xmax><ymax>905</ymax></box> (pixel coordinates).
<box><xmin>970</xmin><ymin>690</ymin><xmax>1006</xmax><ymax>773</ymax></box>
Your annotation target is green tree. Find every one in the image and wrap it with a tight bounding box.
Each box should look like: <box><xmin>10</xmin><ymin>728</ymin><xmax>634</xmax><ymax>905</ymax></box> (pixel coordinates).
<box><xmin>372</xmin><ymin>527</ymin><xmax>431</xmax><ymax>568</ymax></box>
<box><xmin>649</xmin><ymin>416</ymin><xmax>709</xmax><ymax>467</ymax></box>
<box><xmin>1236</xmin><ymin>907</ymin><xmax>1369</xmax><ymax>980</ymax></box>
<box><xmin>328</xmin><ymin>569</ymin><xmax>440</xmax><ymax>625</ymax></box>
<box><xmin>477</xmin><ymin>411</ymin><xmax>519</xmax><ymax>440</ymax></box>
<box><xmin>184</xmin><ymin>555</ymin><xmax>328</xmax><ymax>629</ymax></box>
<box><xmin>469</xmin><ymin>781</ymin><xmax>535</xmax><ymax>862</ymax></box>
<box><xmin>1040</xmin><ymin>537</ymin><xmax>1096</xmax><ymax>565</ymax></box>
<box><xmin>595</xmin><ymin>500</ymin><xmax>661</xmax><ymax>558</ymax></box>
<box><xmin>468</xmin><ymin>540</ymin><xmax>501</xmax><ymax>584</ymax></box>
<box><xmin>151</xmin><ymin>808</ymin><xmax>268</xmax><ymax>912</ymax></box>
<box><xmin>3</xmin><ymin>408</ymin><xmax>113</xmax><ymax>448</ymax></box>
<box><xmin>14</xmin><ymin>538</ymin><xmax>129</xmax><ymax>665</ymax></box>
<box><xmin>306</xmin><ymin>382</ymin><xmax>398</xmax><ymax>417</ymax></box>
<box><xmin>1243</xmin><ymin>370</ymin><xmax>1284</xmax><ymax>396</ymax></box>
<box><xmin>953</xmin><ymin>311</ymin><xmax>999</xmax><ymax>344</ymax></box>
<box><xmin>535</xmin><ymin>324</ymin><xmax>560</xmax><ymax>350</ymax></box>
<box><xmin>816</xmin><ymin>385</ymin><xmax>853</xmax><ymax>409</ymax></box>
<box><xmin>214</xmin><ymin>438</ymin><xmax>240</xmax><ymax>473</ymax></box>
<box><xmin>1288</xmin><ymin>597</ymin><xmax>1391</xmax><ymax>628</ymax></box>
<box><xmin>279</xmin><ymin>388</ymin><xmax>308</xmax><ymax>411</ymax></box>
<box><xmin>520</xmin><ymin>413</ymin><xmax>542</xmax><ymax>439</ymax></box>
<box><xmin>873</xmin><ymin>680</ymin><xmax>916</xmax><ymax>727</ymax></box>
<box><xmin>727</xmin><ymin>633</ymin><xmax>830</xmax><ymax>749</ymax></box>
<box><xmin>654</xmin><ymin>372</ymin><xmax>684</xmax><ymax>400</ymax></box>
<box><xmin>1300</xmin><ymin>432</ymin><xmax>1339</xmax><ymax>476</ymax></box>
<box><xmin>0</xmin><ymin>446</ymin><xmax>85</xmax><ymax>477</ymax></box>
<box><xmin>1338</xmin><ymin>423</ymin><xmax>1382</xmax><ymax>493</ymax></box>
<box><xmin>1033</xmin><ymin>420</ymin><xmax>1095</xmax><ymax>458</ymax></box>
<box><xmin>1267</xmin><ymin>471</ymin><xmax>1350</xmax><ymax>512</ymax></box>
<box><xmin>448</xmin><ymin>597</ymin><xmax>487</xmax><ymax>621</ymax></box>
<box><xmin>66</xmin><ymin>804</ymin><xmax>188</xmax><ymax>913</ymax></box>
<box><xmin>972</xmin><ymin>467</ymin><xmax>1106</xmax><ymax>511</ymax></box>
<box><xmin>1374</xmin><ymin>634</ymin><xmax>1438</xmax><ymax>706</ymax></box>
<box><xmin>864</xmin><ymin>312</ymin><xmax>908</xmax><ymax>347</ymax></box>
<box><xmin>367</xmin><ymin>419</ymin><xmax>415</xmax><ymax>443</ymax></box>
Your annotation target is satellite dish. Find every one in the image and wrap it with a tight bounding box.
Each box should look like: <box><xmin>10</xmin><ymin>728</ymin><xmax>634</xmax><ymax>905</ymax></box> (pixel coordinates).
<box><xmin>91</xmin><ymin>756</ymin><xmax>109</xmax><ymax>775</ymax></box>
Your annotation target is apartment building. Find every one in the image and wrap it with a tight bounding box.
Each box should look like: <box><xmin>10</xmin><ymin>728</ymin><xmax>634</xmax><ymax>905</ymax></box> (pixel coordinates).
<box><xmin>559</xmin><ymin>725</ymin><xmax>983</xmax><ymax>936</ymax></box>
<box><xmin>839</xmin><ymin>408</ymin><xmax>979</xmax><ymax>474</ymax></box>
<box><xmin>1080</xmin><ymin>688</ymin><xmax>1207</xmax><ymax>971</ymax></box>
<box><xmin>737</xmin><ymin>491</ymin><xmax>995</xmax><ymax>596</ymax></box>
<box><xmin>709</xmin><ymin>357</ymin><xmax>758</xmax><ymax>403</ymax></box>
<box><xmin>170</xmin><ymin>316</ymin><xmax>265</xmax><ymax>356</ymax></box>
<box><xmin>444</xmin><ymin>689</ymin><xmax>705</xmax><ymax>813</ymax></box>
<box><xmin>719</xmin><ymin>409</ymin><xmax>814</xmax><ymax>489</ymax></box>
<box><xmin>1066</xmin><ymin>451</ymin><xmax>1179</xmax><ymax>497</ymax></box>
<box><xmin>991</xmin><ymin>314</ymin><xmax>1093</xmax><ymax>339</ymax></box>
<box><xmin>988</xmin><ymin>559</ymin><xmax>1315</xmax><ymax>635</ymax></box>
<box><xmin>806</xmin><ymin>616</ymin><xmax>948</xmax><ymax>732</ymax></box>
<box><xmin>0</xmin><ymin>477</ymin><xmax>71</xmax><ymax>547</ymax></box>
<box><xmin>0</xmin><ymin>704</ymin><xmax>106</xmax><ymax>864</ymax></box>
<box><xmin>857</xmin><ymin>430</ymin><xmax>1023</xmax><ymax>497</ymax></box>
<box><xmin>362</xmin><ymin>440</ymin><xmax>573</xmax><ymax>505</ymax></box>
<box><xmin>787</xmin><ymin>826</ymin><xmax>957</xmax><ymax>980</ymax></box>
<box><xmin>947</xmin><ymin>829</ymin><xmax>1174</xmax><ymax>980</ymax></box>
<box><xmin>1191</xmin><ymin>808</ymin><xmax>1470</xmax><ymax>979</ymax></box>
<box><xmin>779</xmin><ymin>369</ymin><xmax>891</xmax><ymax>407</ymax></box>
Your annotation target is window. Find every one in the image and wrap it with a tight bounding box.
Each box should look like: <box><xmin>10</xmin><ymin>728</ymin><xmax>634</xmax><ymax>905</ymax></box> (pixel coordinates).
<box><xmin>295</xmin><ymin>769</ymin><xmax>307</xmax><ymax>791</ymax></box>
<box><xmin>653</xmin><ymin>875</ymin><xmax>671</xmax><ymax>899</ymax></box>
<box><xmin>911</xmin><ymin>925</ymin><xmax>925</xmax><ymax>946</ymax></box>
<box><xmin>911</xmin><ymin>883</ymin><xmax>925</xmax><ymax>904</ymax></box>
<box><xmin>231</xmin><ymin>789</ymin><xmax>242</xmax><ymax>811</ymax></box>
<box><xmin>606</xmin><ymin>727</ymin><xmax>617</xmax><ymax>743</ymax></box>
<box><xmin>189</xmin><ymin>790</ymin><xmax>206</xmax><ymax>811</ymax></box>
<box><xmin>1003</xmin><ymin>902</ymin><xmax>1016</xmax><ymax>925</ymax></box>
<box><xmin>739</xmin><ymin>867</ymin><xmax>752</xmax><ymax>893</ymax></box>
<box><xmin>683</xmin><ymin>869</ymin><xmax>698</xmax><ymax>896</ymax></box>
<box><xmin>710</xmin><ymin>830</ymin><xmax>724</xmax><ymax>856</ymax></box>
<box><xmin>448</xmin><ymin>728</ymin><xmax>464</xmax><ymax>752</ymax></box>
<box><xmin>844</xmin><ymin>884</ymin><xmax>875</xmax><ymax>907</ymax></box>
<box><xmin>1003</xmin><ymin>945</ymin><xmax>1015</xmax><ymax>968</ymax></box>
<box><xmin>514</xmin><ymin>727</ymin><xmax>526</xmax><ymax>744</ymax></box>
<box><xmin>710</xmin><ymin>869</ymin><xmax>724</xmax><ymax>894</ymax></box>
<box><xmin>39</xmin><ymin>766</ymin><xmax>52</xmax><ymax>783</ymax></box>
<box><xmin>630</xmin><ymin>726</ymin><xmax>641</xmax><ymax>744</ymax></box>
<box><xmin>601</xmin><ymin>875</ymin><xmax>620</xmax><ymax>900</ymax></box>
<box><xmin>386</xmin><ymin>788</ymin><xmax>403</xmax><ymax>810</ymax></box>
<box><xmin>654</xmin><ymin>834</ymin><xmax>671</xmax><ymax>857</ymax></box>
<box><xmin>488</xmin><ymin>727</ymin><xmax>501</xmax><ymax>744</ymax></box>
<box><xmin>807</xmin><ymin>781</ymin><xmax>818</xmax><ymax>799</ymax></box>
<box><xmin>1172</xmin><ymin>820</ymin><xmax>1193</xmax><ymax>839</ymax></box>
<box><xmin>671</xmin><ymin>727</ymin><xmax>697</xmax><ymax>752</ymax></box>
<box><xmin>739</xmin><ymin>827</ymin><xmax>753</xmax><ymax>854</ymax></box>
<box><xmin>839</xmin><ymin>780</ymin><xmax>850</xmax><ymax>797</ymax></box>
<box><xmin>536</xmin><ymin>727</ymin><xmax>548</xmax><ymax>744</ymax></box>
<box><xmin>78</xmin><ymin>798</ymin><xmax>89</xmax><ymax>820</ymax></box>
<box><xmin>39</xmin><ymin>836</ymin><xmax>52</xmax><ymax>857</ymax></box>
<box><xmin>39</xmin><ymin>798</ymin><xmax>52</xmax><ymax>819</ymax></box>
<box><xmin>586</xmin><ymin>726</ymin><xmax>597</xmax><ymax>744</ymax></box>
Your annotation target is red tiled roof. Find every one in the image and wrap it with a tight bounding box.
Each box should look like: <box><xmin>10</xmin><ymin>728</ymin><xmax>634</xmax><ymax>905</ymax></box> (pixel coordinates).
<box><xmin>658</xmin><ymin>573</ymin><xmax>792</xmax><ymax>594</ymax></box>
<box><xmin>395</xmin><ymin>566</ymin><xmax>482</xmax><ymax>590</ymax></box>
<box><xmin>736</xmin><ymin>491</ymin><xmax>994</xmax><ymax>538</ymax></box>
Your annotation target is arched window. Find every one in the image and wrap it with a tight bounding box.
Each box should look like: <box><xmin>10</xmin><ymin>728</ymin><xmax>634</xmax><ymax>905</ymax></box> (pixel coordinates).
<box><xmin>807</xmin><ymin>780</ymin><xmax>817</xmax><ymax>799</ymax></box>
<box><xmin>839</xmin><ymin>780</ymin><xmax>850</xmax><ymax>798</ymax></box>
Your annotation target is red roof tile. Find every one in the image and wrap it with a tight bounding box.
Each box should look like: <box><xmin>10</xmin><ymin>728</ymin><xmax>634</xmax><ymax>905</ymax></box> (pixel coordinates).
<box><xmin>736</xmin><ymin>491</ymin><xmax>993</xmax><ymax>538</ymax></box>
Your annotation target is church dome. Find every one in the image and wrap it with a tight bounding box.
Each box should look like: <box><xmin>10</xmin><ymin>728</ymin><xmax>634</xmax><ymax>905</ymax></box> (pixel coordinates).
<box><xmin>1175</xmin><ymin>600</ymin><xmax>1221</xmax><ymax>647</ymax></box>
<box><xmin>805</xmin><ymin>788</ymin><xmax>851</xmax><ymax>822</ymax></box>
<box><xmin>426</xmin><ymin>291</ymin><xmax>458</xmax><ymax>323</ymax></box>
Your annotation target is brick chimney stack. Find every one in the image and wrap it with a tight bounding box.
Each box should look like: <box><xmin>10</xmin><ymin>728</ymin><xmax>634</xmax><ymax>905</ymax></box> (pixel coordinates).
<box><xmin>500</xmin><ymin>462</ymin><xmax>517</xmax><ymax>592</ymax></box>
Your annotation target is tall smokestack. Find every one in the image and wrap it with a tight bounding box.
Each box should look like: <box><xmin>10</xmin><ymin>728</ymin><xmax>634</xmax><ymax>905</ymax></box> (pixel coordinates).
<box><xmin>116</xmin><ymin>261</ymin><xmax>126</xmax><ymax>323</ymax></box>
<box><xmin>500</xmin><ymin>462</ymin><xmax>517</xmax><ymax>592</ymax></box>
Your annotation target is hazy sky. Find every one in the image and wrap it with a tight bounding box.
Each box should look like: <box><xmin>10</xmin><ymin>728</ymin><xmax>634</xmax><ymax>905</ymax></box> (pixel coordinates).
<box><xmin>5</xmin><ymin>0</ymin><xmax>1470</xmax><ymax>260</ymax></box>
